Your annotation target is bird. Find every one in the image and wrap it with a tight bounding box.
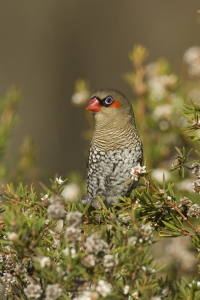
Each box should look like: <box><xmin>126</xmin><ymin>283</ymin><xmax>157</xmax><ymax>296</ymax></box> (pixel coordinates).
<box><xmin>86</xmin><ymin>89</ymin><xmax>143</xmax><ymax>209</ymax></box>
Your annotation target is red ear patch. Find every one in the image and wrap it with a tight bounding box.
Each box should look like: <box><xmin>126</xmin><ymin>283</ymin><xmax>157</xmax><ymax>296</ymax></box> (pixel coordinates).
<box><xmin>110</xmin><ymin>100</ymin><xmax>121</xmax><ymax>108</ymax></box>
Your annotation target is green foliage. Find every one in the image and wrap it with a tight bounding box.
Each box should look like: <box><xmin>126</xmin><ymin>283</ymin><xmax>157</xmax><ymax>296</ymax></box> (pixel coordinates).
<box><xmin>182</xmin><ymin>100</ymin><xmax>200</xmax><ymax>141</ymax></box>
<box><xmin>0</xmin><ymin>158</ymin><xmax>199</xmax><ymax>299</ymax></box>
<box><xmin>0</xmin><ymin>175</ymin><xmax>199</xmax><ymax>299</ymax></box>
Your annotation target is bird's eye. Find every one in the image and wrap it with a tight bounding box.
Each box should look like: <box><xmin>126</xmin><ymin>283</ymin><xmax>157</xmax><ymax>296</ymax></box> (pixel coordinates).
<box><xmin>104</xmin><ymin>96</ymin><xmax>114</xmax><ymax>106</ymax></box>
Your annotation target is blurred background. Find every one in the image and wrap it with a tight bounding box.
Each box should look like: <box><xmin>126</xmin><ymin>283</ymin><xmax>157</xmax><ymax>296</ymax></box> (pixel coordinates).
<box><xmin>0</xmin><ymin>1</ymin><xmax>199</xmax><ymax>182</ymax></box>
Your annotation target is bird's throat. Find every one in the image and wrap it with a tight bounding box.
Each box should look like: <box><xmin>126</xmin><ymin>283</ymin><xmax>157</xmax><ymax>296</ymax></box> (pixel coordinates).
<box><xmin>91</xmin><ymin>122</ymin><xmax>139</xmax><ymax>151</ymax></box>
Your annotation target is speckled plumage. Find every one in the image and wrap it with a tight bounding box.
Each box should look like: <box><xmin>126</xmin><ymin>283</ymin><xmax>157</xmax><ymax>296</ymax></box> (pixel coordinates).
<box><xmin>86</xmin><ymin>89</ymin><xmax>143</xmax><ymax>208</ymax></box>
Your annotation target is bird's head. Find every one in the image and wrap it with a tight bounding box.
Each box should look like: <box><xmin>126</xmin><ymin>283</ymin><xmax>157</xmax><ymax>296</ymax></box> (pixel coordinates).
<box><xmin>86</xmin><ymin>89</ymin><xmax>134</xmax><ymax>127</ymax></box>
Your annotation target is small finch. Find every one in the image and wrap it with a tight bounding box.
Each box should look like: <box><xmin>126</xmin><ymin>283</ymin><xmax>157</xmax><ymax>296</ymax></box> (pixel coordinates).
<box><xmin>86</xmin><ymin>89</ymin><xmax>143</xmax><ymax>208</ymax></box>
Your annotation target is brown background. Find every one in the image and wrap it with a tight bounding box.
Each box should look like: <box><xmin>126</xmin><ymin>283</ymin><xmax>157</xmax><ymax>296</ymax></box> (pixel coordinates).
<box><xmin>0</xmin><ymin>1</ymin><xmax>199</xmax><ymax>181</ymax></box>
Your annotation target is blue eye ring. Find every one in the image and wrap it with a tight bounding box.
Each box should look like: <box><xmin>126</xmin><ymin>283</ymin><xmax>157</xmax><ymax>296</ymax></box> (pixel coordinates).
<box><xmin>104</xmin><ymin>96</ymin><xmax>114</xmax><ymax>106</ymax></box>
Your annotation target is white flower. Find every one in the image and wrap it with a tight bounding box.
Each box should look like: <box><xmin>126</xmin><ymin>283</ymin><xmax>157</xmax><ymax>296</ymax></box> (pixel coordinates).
<box><xmin>187</xmin><ymin>204</ymin><xmax>200</xmax><ymax>218</ymax></box>
<box><xmin>47</xmin><ymin>203</ymin><xmax>66</xmax><ymax>220</ymax></box>
<box><xmin>130</xmin><ymin>164</ymin><xmax>146</xmax><ymax>181</ymax></box>
<box><xmin>134</xmin><ymin>200</ymin><xmax>141</xmax><ymax>209</ymax></box>
<box><xmin>153</xmin><ymin>104</ymin><xmax>172</xmax><ymax>120</ymax></box>
<box><xmin>65</xmin><ymin>227</ymin><xmax>82</xmax><ymax>242</ymax></box>
<box><xmin>183</xmin><ymin>46</ymin><xmax>200</xmax><ymax>65</ymax></box>
<box><xmin>187</xmin><ymin>64</ymin><xmax>200</xmax><ymax>78</ymax></box>
<box><xmin>82</xmin><ymin>254</ymin><xmax>96</xmax><ymax>267</ymax></box>
<box><xmin>7</xmin><ymin>232</ymin><xmax>18</xmax><ymax>241</ymax></box>
<box><xmin>24</xmin><ymin>283</ymin><xmax>43</xmax><ymax>299</ymax></box>
<box><xmin>62</xmin><ymin>247</ymin><xmax>76</xmax><ymax>258</ymax></box>
<box><xmin>1</xmin><ymin>271</ymin><xmax>16</xmax><ymax>284</ymax></box>
<box><xmin>123</xmin><ymin>285</ymin><xmax>130</xmax><ymax>295</ymax></box>
<box><xmin>96</xmin><ymin>280</ymin><xmax>112</xmax><ymax>297</ymax></box>
<box><xmin>73</xmin><ymin>291</ymin><xmax>98</xmax><ymax>300</ymax></box>
<box><xmin>148</xmin><ymin>77</ymin><xmax>167</xmax><ymax>101</ymax></box>
<box><xmin>183</xmin><ymin>46</ymin><xmax>200</xmax><ymax>78</ymax></box>
<box><xmin>45</xmin><ymin>283</ymin><xmax>62</xmax><ymax>300</ymax></box>
<box><xmin>141</xmin><ymin>224</ymin><xmax>153</xmax><ymax>232</ymax></box>
<box><xmin>41</xmin><ymin>194</ymin><xmax>49</xmax><ymax>201</ymax></box>
<box><xmin>128</xmin><ymin>236</ymin><xmax>137</xmax><ymax>245</ymax></box>
<box><xmin>192</xmin><ymin>179</ymin><xmax>200</xmax><ymax>194</ymax></box>
<box><xmin>36</xmin><ymin>256</ymin><xmax>50</xmax><ymax>268</ymax></box>
<box><xmin>131</xmin><ymin>291</ymin><xmax>139</xmax><ymax>299</ymax></box>
<box><xmin>160</xmin><ymin>74</ymin><xmax>177</xmax><ymax>87</ymax></box>
<box><xmin>189</xmin><ymin>280</ymin><xmax>200</xmax><ymax>290</ymax></box>
<box><xmin>71</xmin><ymin>90</ymin><xmax>90</xmax><ymax>106</ymax></box>
<box><xmin>66</xmin><ymin>211</ymin><xmax>82</xmax><ymax>227</ymax></box>
<box><xmin>142</xmin><ymin>265</ymin><xmax>156</xmax><ymax>274</ymax></box>
<box><xmin>55</xmin><ymin>177</ymin><xmax>64</xmax><ymax>185</ymax></box>
<box><xmin>85</xmin><ymin>233</ymin><xmax>109</xmax><ymax>255</ymax></box>
<box><xmin>197</xmin><ymin>281</ymin><xmax>200</xmax><ymax>289</ymax></box>
<box><xmin>103</xmin><ymin>254</ymin><xmax>115</xmax><ymax>271</ymax></box>
<box><xmin>118</xmin><ymin>213</ymin><xmax>131</xmax><ymax>224</ymax></box>
<box><xmin>145</xmin><ymin>62</ymin><xmax>158</xmax><ymax>78</ymax></box>
<box><xmin>45</xmin><ymin>219</ymin><xmax>50</xmax><ymax>225</ymax></box>
<box><xmin>61</xmin><ymin>183</ymin><xmax>80</xmax><ymax>202</ymax></box>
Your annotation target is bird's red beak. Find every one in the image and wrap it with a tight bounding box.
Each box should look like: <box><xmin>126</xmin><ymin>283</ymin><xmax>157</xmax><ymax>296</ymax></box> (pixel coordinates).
<box><xmin>86</xmin><ymin>98</ymin><xmax>101</xmax><ymax>112</ymax></box>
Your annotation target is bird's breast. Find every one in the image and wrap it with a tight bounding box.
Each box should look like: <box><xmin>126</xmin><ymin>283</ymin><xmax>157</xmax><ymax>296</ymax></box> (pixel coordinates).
<box><xmin>87</xmin><ymin>145</ymin><xmax>143</xmax><ymax>179</ymax></box>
